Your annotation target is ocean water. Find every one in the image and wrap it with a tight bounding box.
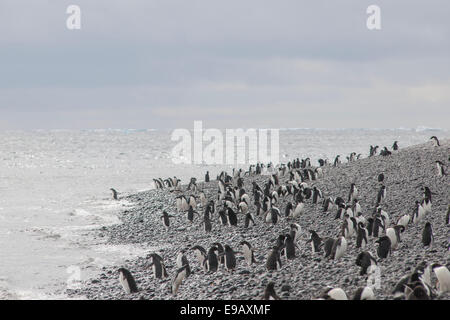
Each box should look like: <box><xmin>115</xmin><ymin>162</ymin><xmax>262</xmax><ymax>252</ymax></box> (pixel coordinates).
<box><xmin>0</xmin><ymin>127</ymin><xmax>448</xmax><ymax>299</ymax></box>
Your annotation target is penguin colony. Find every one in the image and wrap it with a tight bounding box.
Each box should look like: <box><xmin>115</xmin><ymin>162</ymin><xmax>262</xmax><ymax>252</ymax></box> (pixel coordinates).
<box><xmin>73</xmin><ymin>137</ymin><xmax>449</xmax><ymax>300</ymax></box>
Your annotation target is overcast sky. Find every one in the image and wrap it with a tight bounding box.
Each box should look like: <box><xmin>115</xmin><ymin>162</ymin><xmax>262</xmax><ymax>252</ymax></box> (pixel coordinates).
<box><xmin>0</xmin><ymin>1</ymin><xmax>449</xmax><ymax>130</ymax></box>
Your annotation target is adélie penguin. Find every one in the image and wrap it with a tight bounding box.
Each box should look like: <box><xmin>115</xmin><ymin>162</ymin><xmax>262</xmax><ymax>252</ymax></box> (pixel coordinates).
<box><xmin>376</xmin><ymin>236</ymin><xmax>391</xmax><ymax>259</ymax></box>
<box><xmin>421</xmin><ymin>222</ymin><xmax>433</xmax><ymax>247</ymax></box>
<box><xmin>223</xmin><ymin>245</ymin><xmax>238</xmax><ymax>272</ymax></box>
<box><xmin>118</xmin><ymin>268</ymin><xmax>138</xmax><ymax>294</ymax></box>
<box><xmin>431</xmin><ymin>264</ymin><xmax>450</xmax><ymax>294</ymax></box>
<box><xmin>191</xmin><ymin>245</ymin><xmax>207</xmax><ymax>268</ymax></box>
<box><xmin>171</xmin><ymin>265</ymin><xmax>189</xmax><ymax>296</ymax></box>
<box><xmin>148</xmin><ymin>253</ymin><xmax>169</xmax><ymax>279</ymax></box>
<box><xmin>318</xmin><ymin>287</ymin><xmax>348</xmax><ymax>300</ymax></box>
<box><xmin>176</xmin><ymin>250</ymin><xmax>191</xmax><ymax>277</ymax></box>
<box><xmin>110</xmin><ymin>188</ymin><xmax>118</xmax><ymax>200</ymax></box>
<box><xmin>306</xmin><ymin>230</ymin><xmax>323</xmax><ymax>254</ymax></box>
<box><xmin>161</xmin><ymin>210</ymin><xmax>174</xmax><ymax>230</ymax></box>
<box><xmin>266</xmin><ymin>246</ymin><xmax>282</xmax><ymax>271</ymax></box>
<box><xmin>204</xmin><ymin>246</ymin><xmax>219</xmax><ymax>272</ymax></box>
<box><xmin>330</xmin><ymin>236</ymin><xmax>347</xmax><ymax>260</ymax></box>
<box><xmin>240</xmin><ymin>241</ymin><xmax>256</xmax><ymax>266</ymax></box>
<box><xmin>355</xmin><ymin>251</ymin><xmax>377</xmax><ymax>275</ymax></box>
<box><xmin>352</xmin><ymin>287</ymin><xmax>375</xmax><ymax>300</ymax></box>
<box><xmin>262</xmin><ymin>282</ymin><xmax>281</xmax><ymax>300</ymax></box>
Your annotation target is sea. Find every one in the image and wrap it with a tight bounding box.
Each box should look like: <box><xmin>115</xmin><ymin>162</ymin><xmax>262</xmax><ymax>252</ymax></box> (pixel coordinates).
<box><xmin>0</xmin><ymin>127</ymin><xmax>448</xmax><ymax>299</ymax></box>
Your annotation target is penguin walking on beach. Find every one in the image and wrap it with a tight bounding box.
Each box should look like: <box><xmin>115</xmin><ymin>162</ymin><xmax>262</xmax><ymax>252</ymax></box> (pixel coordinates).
<box><xmin>421</xmin><ymin>222</ymin><xmax>433</xmax><ymax>247</ymax></box>
<box><xmin>376</xmin><ymin>236</ymin><xmax>391</xmax><ymax>259</ymax></box>
<box><xmin>284</xmin><ymin>202</ymin><xmax>294</xmax><ymax>217</ymax></box>
<box><xmin>436</xmin><ymin>161</ymin><xmax>446</xmax><ymax>176</ymax></box>
<box><xmin>322</xmin><ymin>197</ymin><xmax>334</xmax><ymax>213</ymax></box>
<box><xmin>212</xmin><ymin>242</ymin><xmax>225</xmax><ymax>267</ymax></box>
<box><xmin>240</xmin><ymin>241</ymin><xmax>256</xmax><ymax>266</ymax></box>
<box><xmin>283</xmin><ymin>234</ymin><xmax>298</xmax><ymax>260</ymax></box>
<box><xmin>223</xmin><ymin>245</ymin><xmax>238</xmax><ymax>272</ymax></box>
<box><xmin>118</xmin><ymin>268</ymin><xmax>138</xmax><ymax>294</ymax></box>
<box><xmin>392</xmin><ymin>141</ymin><xmax>399</xmax><ymax>151</ymax></box>
<box><xmin>289</xmin><ymin>223</ymin><xmax>302</xmax><ymax>243</ymax></box>
<box><xmin>161</xmin><ymin>211</ymin><xmax>174</xmax><ymax>230</ymax></box>
<box><xmin>266</xmin><ymin>246</ymin><xmax>282</xmax><ymax>271</ymax></box>
<box><xmin>204</xmin><ymin>246</ymin><xmax>219</xmax><ymax>272</ymax></box>
<box><xmin>244</xmin><ymin>211</ymin><xmax>256</xmax><ymax>228</ymax></box>
<box><xmin>171</xmin><ymin>265</ymin><xmax>189</xmax><ymax>296</ymax></box>
<box><xmin>356</xmin><ymin>222</ymin><xmax>369</xmax><ymax>248</ymax></box>
<box><xmin>376</xmin><ymin>185</ymin><xmax>386</xmax><ymax>206</ymax></box>
<box><xmin>312</xmin><ymin>187</ymin><xmax>323</xmax><ymax>204</ymax></box>
<box><xmin>265</xmin><ymin>207</ymin><xmax>281</xmax><ymax>224</ymax></box>
<box><xmin>430</xmin><ymin>136</ymin><xmax>440</xmax><ymax>147</ymax></box>
<box><xmin>110</xmin><ymin>188</ymin><xmax>118</xmax><ymax>200</ymax></box>
<box><xmin>397</xmin><ymin>214</ymin><xmax>411</xmax><ymax>228</ymax></box>
<box><xmin>187</xmin><ymin>205</ymin><xmax>197</xmax><ymax>223</ymax></box>
<box><xmin>262</xmin><ymin>282</ymin><xmax>281</xmax><ymax>300</ymax></box>
<box><xmin>306</xmin><ymin>230</ymin><xmax>323</xmax><ymax>254</ymax></box>
<box><xmin>331</xmin><ymin>236</ymin><xmax>347</xmax><ymax>260</ymax></box>
<box><xmin>205</xmin><ymin>171</ymin><xmax>210</xmax><ymax>182</ymax></box>
<box><xmin>176</xmin><ymin>250</ymin><xmax>191</xmax><ymax>277</ymax></box>
<box><xmin>323</xmin><ymin>238</ymin><xmax>335</xmax><ymax>258</ymax></box>
<box><xmin>148</xmin><ymin>253</ymin><xmax>169</xmax><ymax>279</ymax></box>
<box><xmin>348</xmin><ymin>183</ymin><xmax>358</xmax><ymax>203</ymax></box>
<box><xmin>202</xmin><ymin>212</ymin><xmax>212</xmax><ymax>232</ymax></box>
<box><xmin>385</xmin><ymin>225</ymin><xmax>405</xmax><ymax>250</ymax></box>
<box><xmin>191</xmin><ymin>245</ymin><xmax>207</xmax><ymax>268</ymax></box>
<box><xmin>355</xmin><ymin>251</ymin><xmax>377</xmax><ymax>275</ymax></box>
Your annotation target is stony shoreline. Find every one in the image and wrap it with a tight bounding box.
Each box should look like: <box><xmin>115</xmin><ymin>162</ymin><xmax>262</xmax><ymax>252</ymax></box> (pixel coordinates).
<box><xmin>67</xmin><ymin>139</ymin><xmax>449</xmax><ymax>300</ymax></box>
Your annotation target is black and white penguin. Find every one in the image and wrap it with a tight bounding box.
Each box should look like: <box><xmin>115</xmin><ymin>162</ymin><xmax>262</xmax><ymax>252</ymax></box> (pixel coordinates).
<box><xmin>191</xmin><ymin>245</ymin><xmax>207</xmax><ymax>268</ymax></box>
<box><xmin>204</xmin><ymin>246</ymin><xmax>219</xmax><ymax>272</ymax></box>
<box><xmin>323</xmin><ymin>238</ymin><xmax>335</xmax><ymax>258</ymax></box>
<box><xmin>355</xmin><ymin>251</ymin><xmax>377</xmax><ymax>275</ymax></box>
<box><xmin>404</xmin><ymin>281</ymin><xmax>431</xmax><ymax>300</ymax></box>
<box><xmin>154</xmin><ymin>178</ymin><xmax>164</xmax><ymax>189</ymax></box>
<box><xmin>397</xmin><ymin>214</ymin><xmax>411</xmax><ymax>228</ymax></box>
<box><xmin>431</xmin><ymin>264</ymin><xmax>450</xmax><ymax>294</ymax></box>
<box><xmin>176</xmin><ymin>249</ymin><xmax>191</xmax><ymax>277</ymax></box>
<box><xmin>333</xmin><ymin>155</ymin><xmax>341</xmax><ymax>167</ymax></box>
<box><xmin>322</xmin><ymin>197</ymin><xmax>334</xmax><ymax>213</ymax></box>
<box><xmin>392</xmin><ymin>141</ymin><xmax>399</xmax><ymax>151</ymax></box>
<box><xmin>110</xmin><ymin>188</ymin><xmax>118</xmax><ymax>200</ymax></box>
<box><xmin>412</xmin><ymin>200</ymin><xmax>426</xmax><ymax>224</ymax></box>
<box><xmin>284</xmin><ymin>202</ymin><xmax>294</xmax><ymax>217</ymax></box>
<box><xmin>223</xmin><ymin>245</ymin><xmax>237</xmax><ymax>272</ymax></box>
<box><xmin>348</xmin><ymin>183</ymin><xmax>358</xmax><ymax>203</ymax></box>
<box><xmin>331</xmin><ymin>236</ymin><xmax>347</xmax><ymax>260</ymax></box>
<box><xmin>430</xmin><ymin>136</ymin><xmax>440</xmax><ymax>147</ymax></box>
<box><xmin>262</xmin><ymin>282</ymin><xmax>281</xmax><ymax>300</ymax></box>
<box><xmin>240</xmin><ymin>241</ymin><xmax>256</xmax><ymax>266</ymax></box>
<box><xmin>376</xmin><ymin>236</ymin><xmax>391</xmax><ymax>259</ymax></box>
<box><xmin>265</xmin><ymin>207</ymin><xmax>281</xmax><ymax>224</ymax></box>
<box><xmin>291</xmin><ymin>201</ymin><xmax>305</xmax><ymax>219</ymax></box>
<box><xmin>218</xmin><ymin>209</ymin><xmax>228</xmax><ymax>225</ymax></box>
<box><xmin>244</xmin><ymin>212</ymin><xmax>256</xmax><ymax>228</ymax></box>
<box><xmin>161</xmin><ymin>211</ymin><xmax>173</xmax><ymax>230</ymax></box>
<box><xmin>377</xmin><ymin>173</ymin><xmax>384</xmax><ymax>183</ymax></box>
<box><xmin>148</xmin><ymin>253</ymin><xmax>169</xmax><ymax>279</ymax></box>
<box><xmin>436</xmin><ymin>161</ymin><xmax>446</xmax><ymax>176</ymax></box>
<box><xmin>187</xmin><ymin>205</ymin><xmax>197</xmax><ymax>223</ymax></box>
<box><xmin>376</xmin><ymin>185</ymin><xmax>386</xmax><ymax>205</ymax></box>
<box><xmin>266</xmin><ymin>246</ymin><xmax>282</xmax><ymax>271</ymax></box>
<box><xmin>421</xmin><ymin>222</ymin><xmax>433</xmax><ymax>247</ymax></box>
<box><xmin>118</xmin><ymin>268</ymin><xmax>138</xmax><ymax>294</ymax></box>
<box><xmin>356</xmin><ymin>222</ymin><xmax>369</xmax><ymax>248</ymax></box>
<box><xmin>306</xmin><ymin>230</ymin><xmax>322</xmax><ymax>254</ymax></box>
<box><xmin>212</xmin><ymin>242</ymin><xmax>225</xmax><ymax>266</ymax></box>
<box><xmin>283</xmin><ymin>234</ymin><xmax>297</xmax><ymax>260</ymax></box>
<box><xmin>171</xmin><ymin>265</ymin><xmax>189</xmax><ymax>296</ymax></box>
<box><xmin>227</xmin><ymin>207</ymin><xmax>238</xmax><ymax>226</ymax></box>
<box><xmin>205</xmin><ymin>171</ymin><xmax>210</xmax><ymax>182</ymax></box>
<box><xmin>289</xmin><ymin>223</ymin><xmax>302</xmax><ymax>243</ymax></box>
<box><xmin>372</xmin><ymin>215</ymin><xmax>385</xmax><ymax>238</ymax></box>
<box><xmin>352</xmin><ymin>287</ymin><xmax>375</xmax><ymax>300</ymax></box>
<box><xmin>312</xmin><ymin>187</ymin><xmax>323</xmax><ymax>204</ymax></box>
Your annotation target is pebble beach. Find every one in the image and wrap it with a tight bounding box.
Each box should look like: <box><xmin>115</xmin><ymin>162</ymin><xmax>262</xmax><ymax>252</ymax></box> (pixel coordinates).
<box><xmin>66</xmin><ymin>139</ymin><xmax>450</xmax><ymax>300</ymax></box>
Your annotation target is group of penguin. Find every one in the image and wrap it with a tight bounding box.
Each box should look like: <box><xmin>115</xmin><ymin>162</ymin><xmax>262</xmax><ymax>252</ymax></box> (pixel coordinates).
<box><xmin>116</xmin><ymin>136</ymin><xmax>449</xmax><ymax>300</ymax></box>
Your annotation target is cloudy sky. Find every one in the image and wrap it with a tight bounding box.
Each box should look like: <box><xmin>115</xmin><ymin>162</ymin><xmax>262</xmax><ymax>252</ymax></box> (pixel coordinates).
<box><xmin>0</xmin><ymin>0</ymin><xmax>449</xmax><ymax>130</ymax></box>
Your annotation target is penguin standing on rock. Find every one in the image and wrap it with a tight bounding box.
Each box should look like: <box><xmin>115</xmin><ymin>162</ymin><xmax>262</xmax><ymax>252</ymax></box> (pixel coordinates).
<box><xmin>240</xmin><ymin>241</ymin><xmax>256</xmax><ymax>266</ymax></box>
<box><xmin>376</xmin><ymin>236</ymin><xmax>391</xmax><ymax>259</ymax></box>
<box><xmin>323</xmin><ymin>238</ymin><xmax>335</xmax><ymax>258</ymax></box>
<box><xmin>446</xmin><ymin>205</ymin><xmax>450</xmax><ymax>225</ymax></box>
<box><xmin>430</xmin><ymin>136</ymin><xmax>440</xmax><ymax>147</ymax></box>
<box><xmin>331</xmin><ymin>236</ymin><xmax>347</xmax><ymax>260</ymax></box>
<box><xmin>435</xmin><ymin>161</ymin><xmax>446</xmax><ymax>176</ymax></box>
<box><xmin>161</xmin><ymin>211</ymin><xmax>174</xmax><ymax>230</ymax></box>
<box><xmin>283</xmin><ymin>234</ymin><xmax>298</xmax><ymax>260</ymax></box>
<box><xmin>148</xmin><ymin>253</ymin><xmax>169</xmax><ymax>279</ymax></box>
<box><xmin>118</xmin><ymin>268</ymin><xmax>138</xmax><ymax>294</ymax></box>
<box><xmin>355</xmin><ymin>251</ymin><xmax>377</xmax><ymax>275</ymax></box>
<box><xmin>176</xmin><ymin>250</ymin><xmax>191</xmax><ymax>277</ymax></box>
<box><xmin>392</xmin><ymin>141</ymin><xmax>399</xmax><ymax>151</ymax></box>
<box><xmin>244</xmin><ymin>211</ymin><xmax>256</xmax><ymax>228</ymax></box>
<box><xmin>306</xmin><ymin>230</ymin><xmax>322</xmax><ymax>254</ymax></box>
<box><xmin>376</xmin><ymin>185</ymin><xmax>386</xmax><ymax>206</ymax></box>
<box><xmin>431</xmin><ymin>264</ymin><xmax>450</xmax><ymax>294</ymax></box>
<box><xmin>422</xmin><ymin>222</ymin><xmax>433</xmax><ymax>247</ymax></box>
<box><xmin>204</xmin><ymin>246</ymin><xmax>219</xmax><ymax>272</ymax></box>
<box><xmin>266</xmin><ymin>246</ymin><xmax>282</xmax><ymax>271</ymax></box>
<box><xmin>290</xmin><ymin>223</ymin><xmax>302</xmax><ymax>243</ymax></box>
<box><xmin>191</xmin><ymin>245</ymin><xmax>207</xmax><ymax>268</ymax></box>
<box><xmin>356</xmin><ymin>222</ymin><xmax>369</xmax><ymax>248</ymax></box>
<box><xmin>223</xmin><ymin>245</ymin><xmax>238</xmax><ymax>272</ymax></box>
<box><xmin>171</xmin><ymin>265</ymin><xmax>189</xmax><ymax>296</ymax></box>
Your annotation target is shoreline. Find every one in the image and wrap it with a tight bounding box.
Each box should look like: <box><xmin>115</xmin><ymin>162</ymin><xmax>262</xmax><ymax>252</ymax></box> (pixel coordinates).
<box><xmin>67</xmin><ymin>139</ymin><xmax>449</xmax><ymax>300</ymax></box>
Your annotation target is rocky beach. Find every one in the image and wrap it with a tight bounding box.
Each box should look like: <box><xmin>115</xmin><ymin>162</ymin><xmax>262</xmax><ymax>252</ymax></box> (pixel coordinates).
<box><xmin>66</xmin><ymin>139</ymin><xmax>449</xmax><ymax>300</ymax></box>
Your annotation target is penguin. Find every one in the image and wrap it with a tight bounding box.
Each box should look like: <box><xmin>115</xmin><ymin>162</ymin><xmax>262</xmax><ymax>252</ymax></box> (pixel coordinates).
<box><xmin>265</xmin><ymin>207</ymin><xmax>281</xmax><ymax>224</ymax></box>
<box><xmin>291</xmin><ymin>201</ymin><xmax>305</xmax><ymax>219</ymax></box>
<box><xmin>240</xmin><ymin>241</ymin><xmax>256</xmax><ymax>266</ymax></box>
<box><xmin>283</xmin><ymin>234</ymin><xmax>297</xmax><ymax>260</ymax></box>
<box><xmin>377</xmin><ymin>207</ymin><xmax>390</xmax><ymax>228</ymax></box>
<box><xmin>202</xmin><ymin>213</ymin><xmax>212</xmax><ymax>232</ymax></box>
<box><xmin>376</xmin><ymin>185</ymin><xmax>386</xmax><ymax>205</ymax></box>
<box><xmin>191</xmin><ymin>245</ymin><xmax>207</xmax><ymax>267</ymax></box>
<box><xmin>385</xmin><ymin>225</ymin><xmax>405</xmax><ymax>250</ymax></box>
<box><xmin>212</xmin><ymin>242</ymin><xmax>225</xmax><ymax>266</ymax></box>
<box><xmin>171</xmin><ymin>265</ymin><xmax>189</xmax><ymax>296</ymax></box>
<box><xmin>204</xmin><ymin>246</ymin><xmax>219</xmax><ymax>272</ymax></box>
<box><xmin>238</xmin><ymin>201</ymin><xmax>249</xmax><ymax>214</ymax></box>
<box><xmin>223</xmin><ymin>245</ymin><xmax>237</xmax><ymax>272</ymax></box>
<box><xmin>318</xmin><ymin>287</ymin><xmax>348</xmax><ymax>300</ymax></box>
<box><xmin>176</xmin><ymin>250</ymin><xmax>191</xmax><ymax>277</ymax></box>
<box><xmin>118</xmin><ymin>268</ymin><xmax>138</xmax><ymax>294</ymax></box>
<box><xmin>430</xmin><ymin>136</ymin><xmax>440</xmax><ymax>147</ymax></box>
<box><xmin>372</xmin><ymin>215</ymin><xmax>384</xmax><ymax>238</ymax></box>
<box><xmin>333</xmin><ymin>155</ymin><xmax>341</xmax><ymax>167</ymax></box>
<box><xmin>323</xmin><ymin>238</ymin><xmax>335</xmax><ymax>258</ymax></box>
<box><xmin>352</xmin><ymin>199</ymin><xmax>362</xmax><ymax>216</ymax></box>
<box><xmin>376</xmin><ymin>236</ymin><xmax>391</xmax><ymax>259</ymax></box>
<box><xmin>266</xmin><ymin>246</ymin><xmax>282</xmax><ymax>271</ymax></box>
<box><xmin>284</xmin><ymin>202</ymin><xmax>294</xmax><ymax>217</ymax></box>
<box><xmin>435</xmin><ymin>161</ymin><xmax>446</xmax><ymax>176</ymax></box>
<box><xmin>322</xmin><ymin>197</ymin><xmax>334</xmax><ymax>212</ymax></box>
<box><xmin>392</xmin><ymin>141</ymin><xmax>399</xmax><ymax>151</ymax></box>
<box><xmin>244</xmin><ymin>212</ymin><xmax>256</xmax><ymax>228</ymax></box>
<box><xmin>289</xmin><ymin>223</ymin><xmax>302</xmax><ymax>243</ymax></box>
<box><xmin>348</xmin><ymin>183</ymin><xmax>358</xmax><ymax>203</ymax></box>
<box><xmin>110</xmin><ymin>188</ymin><xmax>118</xmax><ymax>200</ymax></box>
<box><xmin>306</xmin><ymin>230</ymin><xmax>322</xmax><ymax>254</ymax></box>
<box><xmin>205</xmin><ymin>171</ymin><xmax>210</xmax><ymax>182</ymax></box>
<box><xmin>377</xmin><ymin>173</ymin><xmax>384</xmax><ymax>183</ymax></box>
<box><xmin>431</xmin><ymin>264</ymin><xmax>450</xmax><ymax>294</ymax></box>
<box><xmin>355</xmin><ymin>251</ymin><xmax>377</xmax><ymax>275</ymax></box>
<box><xmin>397</xmin><ymin>214</ymin><xmax>410</xmax><ymax>228</ymax></box>
<box><xmin>331</xmin><ymin>236</ymin><xmax>347</xmax><ymax>260</ymax></box>
<box><xmin>187</xmin><ymin>205</ymin><xmax>197</xmax><ymax>223</ymax></box>
<box><xmin>356</xmin><ymin>222</ymin><xmax>369</xmax><ymax>248</ymax></box>
<box><xmin>218</xmin><ymin>209</ymin><xmax>228</xmax><ymax>225</ymax></box>
<box><xmin>262</xmin><ymin>282</ymin><xmax>281</xmax><ymax>300</ymax></box>
<box><xmin>227</xmin><ymin>207</ymin><xmax>238</xmax><ymax>226</ymax></box>
<box><xmin>148</xmin><ymin>253</ymin><xmax>169</xmax><ymax>279</ymax></box>
<box><xmin>404</xmin><ymin>281</ymin><xmax>430</xmax><ymax>300</ymax></box>
<box><xmin>312</xmin><ymin>187</ymin><xmax>323</xmax><ymax>204</ymax></box>
<box><xmin>352</xmin><ymin>287</ymin><xmax>375</xmax><ymax>300</ymax></box>
<box><xmin>412</xmin><ymin>200</ymin><xmax>426</xmax><ymax>224</ymax></box>
<box><xmin>160</xmin><ymin>211</ymin><xmax>173</xmax><ymax>230</ymax></box>
<box><xmin>421</xmin><ymin>222</ymin><xmax>433</xmax><ymax>247</ymax></box>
